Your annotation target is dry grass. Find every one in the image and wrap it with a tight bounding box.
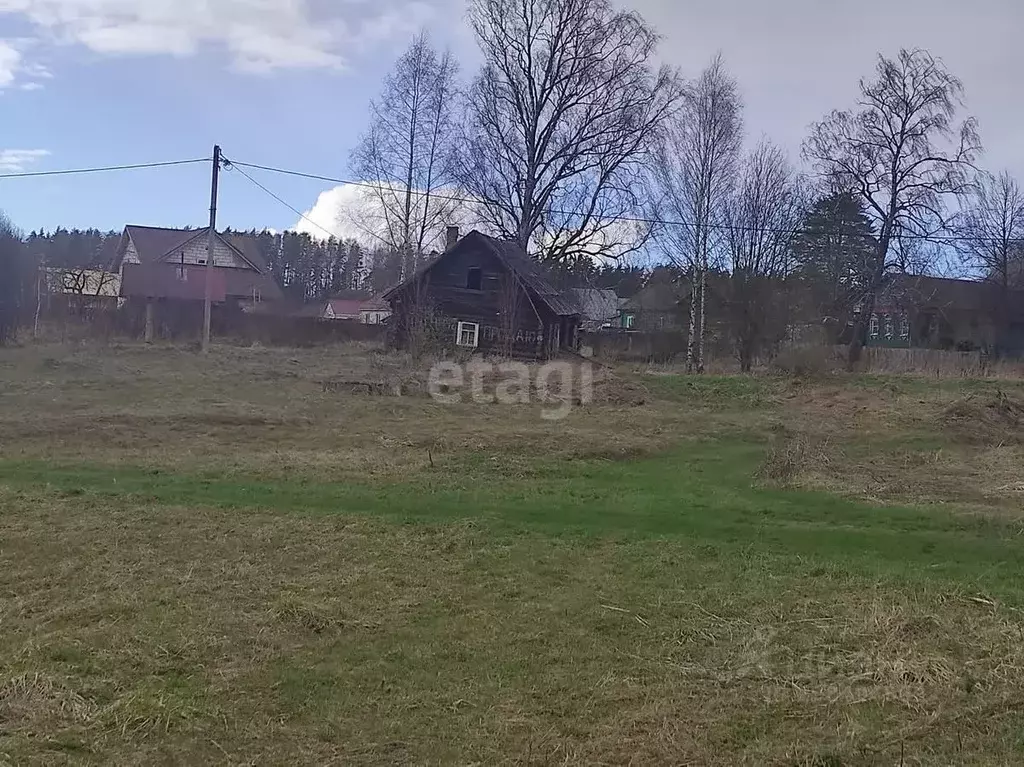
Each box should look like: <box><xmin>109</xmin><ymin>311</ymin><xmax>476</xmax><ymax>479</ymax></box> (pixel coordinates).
<box><xmin>3</xmin><ymin>341</ymin><xmax>1024</xmax><ymax>763</ymax></box>
<box><xmin>0</xmin><ymin>342</ymin><xmax>685</xmax><ymax>483</ymax></box>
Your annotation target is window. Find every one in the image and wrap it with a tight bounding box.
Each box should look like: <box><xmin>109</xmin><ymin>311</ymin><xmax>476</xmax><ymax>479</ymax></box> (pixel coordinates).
<box><xmin>884</xmin><ymin>314</ymin><xmax>894</xmax><ymax>340</ymax></box>
<box><xmin>623</xmin><ymin>313</ymin><xmax>635</xmax><ymax>329</ymax></box>
<box><xmin>466</xmin><ymin>267</ymin><xmax>482</xmax><ymax>291</ymax></box>
<box><xmin>176</xmin><ymin>265</ymin><xmax>188</xmax><ymax>282</ymax></box>
<box><xmin>899</xmin><ymin>315</ymin><xmax>910</xmax><ymax>341</ymax></box>
<box><xmin>869</xmin><ymin>313</ymin><xmax>880</xmax><ymax>339</ymax></box>
<box><xmin>456</xmin><ymin>321</ymin><xmax>479</xmax><ymax>348</ymax></box>
<box><xmin>252</xmin><ymin>288</ymin><xmax>261</xmax><ymax>304</ymax></box>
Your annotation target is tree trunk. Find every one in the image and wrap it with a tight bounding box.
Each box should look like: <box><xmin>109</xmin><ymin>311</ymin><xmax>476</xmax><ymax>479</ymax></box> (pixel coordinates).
<box><xmin>696</xmin><ymin>265</ymin><xmax>708</xmax><ymax>374</ymax></box>
<box><xmin>846</xmin><ymin>291</ymin><xmax>875</xmax><ymax>371</ymax></box>
<box><xmin>685</xmin><ymin>270</ymin><xmax>698</xmax><ymax>373</ymax></box>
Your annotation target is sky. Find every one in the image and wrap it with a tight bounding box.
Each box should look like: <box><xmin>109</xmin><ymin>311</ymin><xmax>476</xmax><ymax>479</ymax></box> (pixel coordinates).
<box><xmin>0</xmin><ymin>0</ymin><xmax>1021</xmax><ymax>237</ymax></box>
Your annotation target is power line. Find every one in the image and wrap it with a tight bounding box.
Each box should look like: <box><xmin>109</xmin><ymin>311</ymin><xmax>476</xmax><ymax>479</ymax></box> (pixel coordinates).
<box><xmin>222</xmin><ymin>157</ymin><xmax>338</xmax><ymax>240</ymax></box>
<box><xmin>228</xmin><ymin>158</ymin><xmax>1022</xmax><ymax>246</ymax></box>
<box><xmin>0</xmin><ymin>158</ymin><xmax>211</xmax><ymax>179</ymax></box>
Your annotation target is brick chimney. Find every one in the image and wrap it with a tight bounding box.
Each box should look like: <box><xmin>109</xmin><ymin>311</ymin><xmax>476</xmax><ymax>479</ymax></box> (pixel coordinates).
<box><xmin>445</xmin><ymin>225</ymin><xmax>460</xmax><ymax>251</ymax></box>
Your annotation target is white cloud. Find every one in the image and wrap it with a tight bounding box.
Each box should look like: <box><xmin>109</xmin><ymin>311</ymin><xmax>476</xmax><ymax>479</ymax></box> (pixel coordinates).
<box><xmin>294</xmin><ymin>184</ymin><xmax>380</xmax><ymax>241</ymax></box>
<box><xmin>0</xmin><ymin>0</ymin><xmax>441</xmax><ymax>74</ymax></box>
<box><xmin>0</xmin><ymin>148</ymin><xmax>50</xmax><ymax>172</ymax></box>
<box><xmin>294</xmin><ymin>182</ymin><xmax>471</xmax><ymax>248</ymax></box>
<box><xmin>0</xmin><ymin>38</ymin><xmax>53</xmax><ymax>90</ymax></box>
<box><xmin>0</xmin><ymin>40</ymin><xmax>21</xmax><ymax>87</ymax></box>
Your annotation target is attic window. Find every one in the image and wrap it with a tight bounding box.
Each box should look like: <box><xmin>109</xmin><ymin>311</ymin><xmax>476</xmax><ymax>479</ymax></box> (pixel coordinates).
<box><xmin>466</xmin><ymin>268</ymin><xmax>482</xmax><ymax>291</ymax></box>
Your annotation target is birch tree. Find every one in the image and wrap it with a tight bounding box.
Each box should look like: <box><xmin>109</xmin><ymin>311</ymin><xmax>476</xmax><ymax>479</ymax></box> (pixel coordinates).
<box><xmin>803</xmin><ymin>48</ymin><xmax>980</xmax><ymax>366</ymax></box>
<box><xmin>461</xmin><ymin>0</ymin><xmax>682</xmax><ymax>263</ymax></box>
<box><xmin>656</xmin><ymin>54</ymin><xmax>743</xmax><ymax>373</ymax></box>
<box><xmin>722</xmin><ymin>142</ymin><xmax>804</xmax><ymax>371</ymax></box>
<box><xmin>349</xmin><ymin>32</ymin><xmax>460</xmax><ymax>278</ymax></box>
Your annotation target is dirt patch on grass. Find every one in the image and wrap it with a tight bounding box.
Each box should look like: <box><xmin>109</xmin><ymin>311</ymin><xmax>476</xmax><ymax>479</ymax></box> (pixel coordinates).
<box><xmin>941</xmin><ymin>390</ymin><xmax>1024</xmax><ymax>445</ymax></box>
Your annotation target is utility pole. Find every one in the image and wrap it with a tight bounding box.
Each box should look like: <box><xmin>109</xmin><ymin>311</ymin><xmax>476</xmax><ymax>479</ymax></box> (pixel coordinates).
<box><xmin>202</xmin><ymin>144</ymin><xmax>221</xmax><ymax>353</ymax></box>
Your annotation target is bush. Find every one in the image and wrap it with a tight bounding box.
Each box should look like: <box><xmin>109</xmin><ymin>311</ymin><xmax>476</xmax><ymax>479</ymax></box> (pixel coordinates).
<box><xmin>770</xmin><ymin>345</ymin><xmax>833</xmax><ymax>377</ymax></box>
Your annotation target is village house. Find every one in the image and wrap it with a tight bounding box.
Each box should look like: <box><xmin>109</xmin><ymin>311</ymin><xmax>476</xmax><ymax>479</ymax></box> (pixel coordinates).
<box><xmin>384</xmin><ymin>228</ymin><xmax>581</xmax><ymax>357</ymax></box>
<box><xmin>114</xmin><ymin>225</ymin><xmax>283</xmax><ymax>312</ymax></box>
<box><xmin>570</xmin><ymin>288</ymin><xmax>626</xmax><ymax>331</ymax></box>
<box><xmin>302</xmin><ymin>296</ymin><xmax>392</xmax><ymax>324</ymax></box>
<box><xmin>862</xmin><ymin>274</ymin><xmax>1024</xmax><ymax>355</ymax></box>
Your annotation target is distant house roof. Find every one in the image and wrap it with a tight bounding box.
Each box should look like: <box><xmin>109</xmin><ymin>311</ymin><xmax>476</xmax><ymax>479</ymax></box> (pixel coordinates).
<box><xmin>119</xmin><ymin>225</ymin><xmax>269</xmax><ymax>274</ymax></box>
<box><xmin>361</xmin><ymin>296</ymin><xmax>390</xmax><ymax>312</ymax></box>
<box><xmin>327</xmin><ymin>299</ymin><xmax>363</xmax><ymax>318</ymax></box>
<box><xmin>571</xmin><ymin>288</ymin><xmax>622</xmax><ymax>321</ymax></box>
<box><xmin>625</xmin><ymin>281</ymin><xmax>682</xmax><ymax>314</ymax></box>
<box><xmin>384</xmin><ymin>230</ymin><xmax>580</xmax><ymax>317</ymax></box>
<box><xmin>118</xmin><ymin>225</ymin><xmax>281</xmax><ymax>301</ymax></box>
<box><xmin>298</xmin><ymin>296</ymin><xmax>392</xmax><ymax>319</ymax></box>
<box><xmin>881</xmin><ymin>275</ymin><xmax>1024</xmax><ymax>318</ymax></box>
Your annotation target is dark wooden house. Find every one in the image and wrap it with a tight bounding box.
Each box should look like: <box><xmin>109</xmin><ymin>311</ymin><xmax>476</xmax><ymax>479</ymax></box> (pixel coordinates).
<box><xmin>383</xmin><ymin>230</ymin><xmax>581</xmax><ymax>357</ymax></box>
<box><xmin>862</xmin><ymin>275</ymin><xmax>1024</xmax><ymax>355</ymax></box>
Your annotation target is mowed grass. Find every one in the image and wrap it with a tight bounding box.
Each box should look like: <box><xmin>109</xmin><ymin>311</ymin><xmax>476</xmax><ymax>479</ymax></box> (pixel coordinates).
<box><xmin>2</xmin><ymin>343</ymin><xmax>1024</xmax><ymax>765</ymax></box>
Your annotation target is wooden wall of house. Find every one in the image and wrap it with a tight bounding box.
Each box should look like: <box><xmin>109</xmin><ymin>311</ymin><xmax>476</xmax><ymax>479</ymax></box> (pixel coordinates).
<box><xmin>121</xmin><ymin>236</ymin><xmax>250</xmax><ymax>270</ymax></box>
<box><xmin>170</xmin><ymin>237</ymin><xmax>249</xmax><ymax>269</ymax></box>
<box><xmin>411</xmin><ymin>246</ymin><xmax>553</xmax><ymax>350</ymax></box>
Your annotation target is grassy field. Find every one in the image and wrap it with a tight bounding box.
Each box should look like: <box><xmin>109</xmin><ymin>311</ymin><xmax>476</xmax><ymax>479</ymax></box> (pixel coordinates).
<box><xmin>2</xmin><ymin>342</ymin><xmax>1024</xmax><ymax>765</ymax></box>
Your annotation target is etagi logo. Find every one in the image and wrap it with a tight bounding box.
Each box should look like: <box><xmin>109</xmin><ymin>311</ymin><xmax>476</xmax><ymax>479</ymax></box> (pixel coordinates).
<box><xmin>427</xmin><ymin>361</ymin><xmax>593</xmax><ymax>421</ymax></box>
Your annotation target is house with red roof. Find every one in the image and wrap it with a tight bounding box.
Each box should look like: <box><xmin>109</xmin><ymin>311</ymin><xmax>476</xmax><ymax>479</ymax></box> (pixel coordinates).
<box><xmin>303</xmin><ymin>296</ymin><xmax>392</xmax><ymax>324</ymax></box>
<box><xmin>113</xmin><ymin>225</ymin><xmax>283</xmax><ymax>310</ymax></box>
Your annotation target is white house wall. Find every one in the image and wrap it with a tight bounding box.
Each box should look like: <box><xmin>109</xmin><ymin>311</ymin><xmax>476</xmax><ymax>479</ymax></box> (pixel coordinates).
<box><xmin>123</xmin><ymin>240</ymin><xmax>141</xmax><ymax>265</ymax></box>
<box><xmin>164</xmin><ymin>236</ymin><xmax>249</xmax><ymax>269</ymax></box>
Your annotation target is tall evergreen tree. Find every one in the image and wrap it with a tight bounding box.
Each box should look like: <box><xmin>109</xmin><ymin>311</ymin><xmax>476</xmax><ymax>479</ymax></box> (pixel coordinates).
<box><xmin>0</xmin><ymin>212</ymin><xmax>24</xmax><ymax>344</ymax></box>
<box><xmin>790</xmin><ymin>190</ymin><xmax>877</xmax><ymax>336</ymax></box>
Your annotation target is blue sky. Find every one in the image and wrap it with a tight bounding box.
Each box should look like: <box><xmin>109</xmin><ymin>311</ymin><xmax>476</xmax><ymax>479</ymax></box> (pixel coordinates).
<box><xmin>0</xmin><ymin>0</ymin><xmax>1021</xmax><ymax>237</ymax></box>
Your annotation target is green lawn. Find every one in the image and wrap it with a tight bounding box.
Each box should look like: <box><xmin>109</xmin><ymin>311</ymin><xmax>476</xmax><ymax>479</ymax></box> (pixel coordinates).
<box><xmin>2</xmin><ymin>343</ymin><xmax>1023</xmax><ymax>764</ymax></box>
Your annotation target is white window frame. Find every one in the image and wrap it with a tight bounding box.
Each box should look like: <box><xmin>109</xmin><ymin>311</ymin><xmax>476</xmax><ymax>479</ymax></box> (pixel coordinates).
<box><xmin>884</xmin><ymin>314</ymin><xmax>894</xmax><ymax>340</ymax></box>
<box><xmin>456</xmin><ymin>321</ymin><xmax>479</xmax><ymax>348</ymax></box>
<box><xmin>900</xmin><ymin>315</ymin><xmax>910</xmax><ymax>341</ymax></box>
<box><xmin>869</xmin><ymin>313</ymin><xmax>880</xmax><ymax>339</ymax></box>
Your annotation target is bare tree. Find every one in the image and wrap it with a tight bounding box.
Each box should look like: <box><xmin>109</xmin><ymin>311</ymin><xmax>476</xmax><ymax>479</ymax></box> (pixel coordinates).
<box><xmin>953</xmin><ymin>170</ymin><xmax>1024</xmax><ymax>354</ymax></box>
<box><xmin>803</xmin><ymin>48</ymin><xmax>980</xmax><ymax>366</ymax></box>
<box><xmin>349</xmin><ymin>31</ymin><xmax>461</xmax><ymax>277</ymax></box>
<box><xmin>723</xmin><ymin>142</ymin><xmax>804</xmax><ymax>371</ymax></box>
<box><xmin>959</xmin><ymin>169</ymin><xmax>1024</xmax><ymax>277</ymax></box>
<box><xmin>656</xmin><ymin>54</ymin><xmax>743</xmax><ymax>373</ymax></box>
<box><xmin>461</xmin><ymin>0</ymin><xmax>682</xmax><ymax>263</ymax></box>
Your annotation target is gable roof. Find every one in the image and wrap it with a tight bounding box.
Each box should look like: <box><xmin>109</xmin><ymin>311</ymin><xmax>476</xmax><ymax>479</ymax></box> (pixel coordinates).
<box><xmin>571</xmin><ymin>288</ymin><xmax>622</xmax><ymax>323</ymax></box>
<box><xmin>384</xmin><ymin>230</ymin><xmax>579</xmax><ymax>317</ymax></box>
<box><xmin>625</xmin><ymin>281</ymin><xmax>683</xmax><ymax>314</ymax></box>
<box><xmin>881</xmin><ymin>275</ymin><xmax>1024</xmax><ymax>317</ymax></box>
<box><xmin>121</xmin><ymin>225</ymin><xmax>265</xmax><ymax>273</ymax></box>
<box><xmin>327</xmin><ymin>299</ymin><xmax>364</xmax><ymax>317</ymax></box>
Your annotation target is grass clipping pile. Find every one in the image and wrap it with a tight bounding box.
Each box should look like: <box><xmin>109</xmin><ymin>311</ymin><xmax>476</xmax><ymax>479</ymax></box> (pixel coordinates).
<box><xmin>941</xmin><ymin>389</ymin><xmax>1024</xmax><ymax>446</ymax></box>
<box><xmin>321</xmin><ymin>362</ymin><xmax>648</xmax><ymax>408</ymax></box>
